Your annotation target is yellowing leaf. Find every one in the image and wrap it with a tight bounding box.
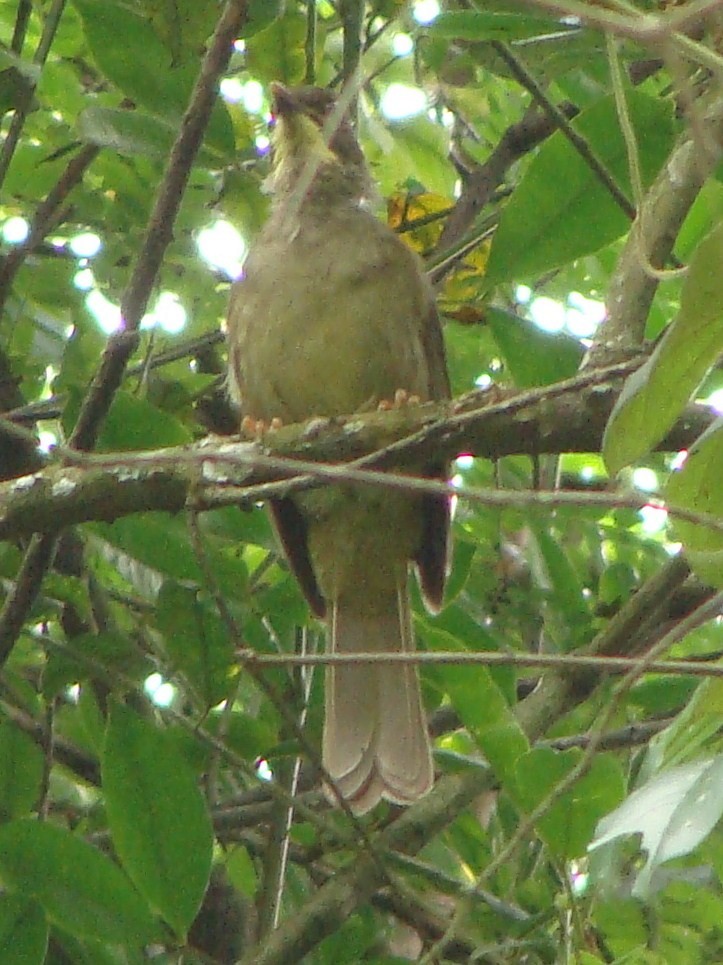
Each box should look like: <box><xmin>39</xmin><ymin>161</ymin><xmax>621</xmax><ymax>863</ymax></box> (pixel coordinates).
<box><xmin>387</xmin><ymin>190</ymin><xmax>451</xmax><ymax>253</ymax></box>
<box><xmin>440</xmin><ymin>238</ymin><xmax>492</xmax><ymax>309</ymax></box>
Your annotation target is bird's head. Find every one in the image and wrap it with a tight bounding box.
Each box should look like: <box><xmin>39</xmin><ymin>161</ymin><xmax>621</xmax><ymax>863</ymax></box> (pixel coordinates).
<box><xmin>266</xmin><ymin>84</ymin><xmax>373</xmax><ymax>208</ymax></box>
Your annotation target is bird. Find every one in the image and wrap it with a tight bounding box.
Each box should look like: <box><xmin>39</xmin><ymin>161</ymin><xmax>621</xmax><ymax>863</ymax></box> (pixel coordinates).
<box><xmin>226</xmin><ymin>83</ymin><xmax>450</xmax><ymax>814</ymax></box>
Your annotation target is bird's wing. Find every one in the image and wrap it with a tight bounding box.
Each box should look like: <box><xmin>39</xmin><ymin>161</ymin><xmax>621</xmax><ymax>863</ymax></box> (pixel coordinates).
<box><xmin>269</xmin><ymin>498</ymin><xmax>327</xmax><ymax>619</ymax></box>
<box><xmin>416</xmin><ymin>299</ymin><xmax>451</xmax><ymax>611</ymax></box>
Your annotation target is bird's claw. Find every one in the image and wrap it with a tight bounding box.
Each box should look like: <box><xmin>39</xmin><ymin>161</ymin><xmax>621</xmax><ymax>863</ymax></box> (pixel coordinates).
<box><xmin>241</xmin><ymin>415</ymin><xmax>283</xmax><ymax>439</ymax></box>
<box><xmin>378</xmin><ymin>388</ymin><xmax>421</xmax><ymax>411</ymax></box>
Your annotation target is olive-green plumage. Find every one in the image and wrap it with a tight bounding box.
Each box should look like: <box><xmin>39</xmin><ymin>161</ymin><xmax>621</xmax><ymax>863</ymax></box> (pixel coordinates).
<box><xmin>227</xmin><ymin>84</ymin><xmax>450</xmax><ymax>813</ymax></box>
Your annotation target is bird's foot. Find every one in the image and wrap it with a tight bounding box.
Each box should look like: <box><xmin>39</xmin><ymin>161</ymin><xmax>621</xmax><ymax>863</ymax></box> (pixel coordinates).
<box><xmin>240</xmin><ymin>415</ymin><xmax>283</xmax><ymax>439</ymax></box>
<box><xmin>378</xmin><ymin>388</ymin><xmax>421</xmax><ymax>411</ymax></box>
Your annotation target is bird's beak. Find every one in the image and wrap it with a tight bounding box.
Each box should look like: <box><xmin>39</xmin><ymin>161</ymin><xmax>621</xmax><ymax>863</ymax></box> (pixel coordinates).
<box><xmin>270</xmin><ymin>82</ymin><xmax>299</xmax><ymax>118</ymax></box>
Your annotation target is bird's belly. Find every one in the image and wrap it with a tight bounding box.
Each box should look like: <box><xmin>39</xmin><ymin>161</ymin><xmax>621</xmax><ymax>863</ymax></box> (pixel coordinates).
<box><xmin>238</xmin><ymin>249</ymin><xmax>428</xmax><ymax>423</ymax></box>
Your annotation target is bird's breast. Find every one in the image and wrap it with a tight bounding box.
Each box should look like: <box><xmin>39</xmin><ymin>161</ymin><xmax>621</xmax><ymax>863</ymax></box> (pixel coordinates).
<box><xmin>229</xmin><ymin>213</ymin><xmax>431</xmax><ymax>424</ymax></box>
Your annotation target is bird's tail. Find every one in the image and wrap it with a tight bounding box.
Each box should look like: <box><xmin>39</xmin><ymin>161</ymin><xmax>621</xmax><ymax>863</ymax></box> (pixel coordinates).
<box><xmin>322</xmin><ymin>583</ymin><xmax>433</xmax><ymax>814</ymax></box>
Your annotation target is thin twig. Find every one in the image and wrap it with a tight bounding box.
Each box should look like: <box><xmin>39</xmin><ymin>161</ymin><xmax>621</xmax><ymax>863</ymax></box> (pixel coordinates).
<box><xmin>70</xmin><ymin>0</ymin><xmax>249</xmax><ymax>452</ymax></box>
<box><xmin>0</xmin><ymin>144</ymin><xmax>100</xmax><ymax>317</ymax></box>
<box><xmin>10</xmin><ymin>0</ymin><xmax>32</xmax><ymax>54</ymax></box>
<box><xmin>588</xmin><ymin>91</ymin><xmax>723</xmax><ymax>363</ymax></box>
<box><xmin>242</xmin><ymin>649</ymin><xmax>723</xmax><ymax>676</ymax></box>
<box><xmin>491</xmin><ymin>40</ymin><xmax>635</xmax><ymax>220</ymax></box>
<box><xmin>304</xmin><ymin>0</ymin><xmax>317</xmax><ymax>84</ymax></box>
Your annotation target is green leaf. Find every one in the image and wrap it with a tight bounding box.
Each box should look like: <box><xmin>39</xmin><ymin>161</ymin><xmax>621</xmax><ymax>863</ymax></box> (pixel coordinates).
<box><xmin>50</xmin><ymin>929</ymin><xmax>148</xmax><ymax>965</ymax></box>
<box><xmin>590</xmin><ymin>757</ymin><xmax>723</xmax><ymax>898</ymax></box>
<box><xmin>135</xmin><ymin>0</ymin><xmax>220</xmax><ymax>67</ymax></box>
<box><xmin>225</xmin><ymin>847</ymin><xmax>258</xmax><ymax>900</ymax></box>
<box><xmin>529</xmin><ymin>520</ymin><xmax>592</xmax><ymax>651</ymax></box>
<box><xmin>515</xmin><ymin>749</ymin><xmax>625</xmax><ymax>860</ymax></box>
<box><xmin>0</xmin><ymin>820</ymin><xmax>159</xmax><ymax>945</ymax></box>
<box><xmin>97</xmin><ymin>390</ymin><xmax>193</xmax><ymax>451</ymax></box>
<box><xmin>90</xmin><ymin>512</ymin><xmax>249</xmax><ymax>599</ymax></box>
<box><xmin>79</xmin><ymin>106</ymin><xmax>229</xmax><ymax>165</ymax></box>
<box><xmin>644</xmin><ymin>679</ymin><xmax>723</xmax><ymax>773</ymax></box>
<box><xmin>72</xmin><ymin>0</ymin><xmax>233</xmax><ymax>156</ymax></box>
<box><xmin>102</xmin><ymin>703</ymin><xmax>213</xmax><ymax>938</ymax></box>
<box><xmin>78</xmin><ymin>106</ymin><xmax>184</xmax><ymax>160</ymax></box>
<box><xmin>156</xmin><ymin>581</ymin><xmax>235</xmax><ymax>707</ymax></box>
<box><xmin>604</xmin><ymin>223</ymin><xmax>723</xmax><ymax>474</ymax></box>
<box><xmin>43</xmin><ymin>630</ymin><xmax>152</xmax><ymax>698</ymax></box>
<box><xmin>667</xmin><ymin>419</ymin><xmax>723</xmax><ymax>587</ymax></box>
<box><xmin>0</xmin><ymin>894</ymin><xmax>48</xmax><ymax>965</ymax></box>
<box><xmin>424</xmin><ymin>623</ymin><xmax>528</xmax><ymax>782</ymax></box>
<box><xmin>379</xmin><ymin>117</ymin><xmax>457</xmax><ymax>197</ymax></box>
<box><xmin>241</xmin><ymin>0</ymin><xmax>285</xmax><ymax>39</ymax></box>
<box><xmin>91</xmin><ymin>514</ymin><xmax>203</xmax><ymax>584</ymax></box>
<box><xmin>429</xmin><ymin>9</ymin><xmax>578</xmax><ymax>41</ymax></box>
<box><xmin>245</xmin><ymin>10</ymin><xmax>307</xmax><ymax>86</ymax></box>
<box><xmin>0</xmin><ymin>722</ymin><xmax>44</xmax><ymax>821</ymax></box>
<box><xmin>486</xmin><ymin>91</ymin><xmax>674</xmax><ymax>284</ymax></box>
<box><xmin>487</xmin><ymin>307</ymin><xmax>584</xmax><ymax>387</ymax></box>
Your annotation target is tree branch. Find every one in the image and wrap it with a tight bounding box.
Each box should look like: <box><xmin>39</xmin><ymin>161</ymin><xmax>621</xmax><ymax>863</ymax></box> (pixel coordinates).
<box><xmin>0</xmin><ymin>357</ymin><xmax>715</xmax><ymax>543</ymax></box>
<box><xmin>0</xmin><ymin>0</ymin><xmax>250</xmax><ymax>670</ymax></box>
<box><xmin>435</xmin><ymin>101</ymin><xmax>578</xmax><ymax>254</ymax></box>
<box><xmin>588</xmin><ymin>91</ymin><xmax>723</xmax><ymax>364</ymax></box>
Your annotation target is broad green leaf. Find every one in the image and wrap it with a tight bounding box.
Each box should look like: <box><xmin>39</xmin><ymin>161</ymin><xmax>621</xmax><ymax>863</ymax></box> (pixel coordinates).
<box><xmin>90</xmin><ymin>512</ymin><xmax>249</xmax><ymax>599</ymax></box>
<box><xmin>0</xmin><ymin>820</ymin><xmax>159</xmax><ymax>945</ymax></box>
<box><xmin>515</xmin><ymin>748</ymin><xmax>625</xmax><ymax>859</ymax></box>
<box><xmin>79</xmin><ymin>105</ymin><xmax>236</xmax><ymax>165</ymax></box>
<box><xmin>97</xmin><ymin>390</ymin><xmax>193</xmax><ymax>451</ymax></box>
<box><xmin>487</xmin><ymin>307</ymin><xmax>584</xmax><ymax>387</ymax></box>
<box><xmin>666</xmin><ymin>419</ymin><xmax>723</xmax><ymax>587</ymax></box>
<box><xmin>78</xmin><ymin>106</ymin><xmax>186</xmax><ymax>160</ymax></box>
<box><xmin>43</xmin><ymin>630</ymin><xmax>152</xmax><ymax>698</ymax></box>
<box><xmin>429</xmin><ymin>9</ymin><xmax>578</xmax><ymax>41</ymax></box>
<box><xmin>628</xmin><ymin>675</ymin><xmax>695</xmax><ymax>717</ymax></box>
<box><xmin>103</xmin><ymin>704</ymin><xmax>213</xmax><ymax>938</ymax></box>
<box><xmin>643</xmin><ymin>679</ymin><xmax>723</xmax><ymax>778</ymax></box>
<box><xmin>590</xmin><ymin>757</ymin><xmax>723</xmax><ymax>898</ymax></box>
<box><xmin>604</xmin><ymin>223</ymin><xmax>723</xmax><ymax>474</ymax></box>
<box><xmin>379</xmin><ymin>117</ymin><xmax>457</xmax><ymax>197</ymax></box>
<box><xmin>72</xmin><ymin>0</ymin><xmax>233</xmax><ymax>156</ymax></box>
<box><xmin>156</xmin><ymin>581</ymin><xmax>235</xmax><ymax>707</ymax></box>
<box><xmin>0</xmin><ymin>722</ymin><xmax>44</xmax><ymax>820</ymax></box>
<box><xmin>316</xmin><ymin>907</ymin><xmax>379</xmax><ymax>964</ymax></box>
<box><xmin>241</xmin><ymin>0</ymin><xmax>286</xmax><ymax>38</ymax></box>
<box><xmin>0</xmin><ymin>894</ymin><xmax>47</xmax><ymax>965</ymax></box>
<box><xmin>418</xmin><ymin>602</ymin><xmax>511</xmax><ymax>698</ymax></box>
<box><xmin>593</xmin><ymin>900</ymin><xmax>648</xmax><ymax>958</ymax></box>
<box><xmin>424</xmin><ymin>623</ymin><xmax>528</xmax><ymax>782</ymax></box>
<box><xmin>245</xmin><ymin>10</ymin><xmax>307</xmax><ymax>86</ymax></box>
<box><xmin>676</xmin><ymin>178</ymin><xmax>723</xmax><ymax>260</ymax></box>
<box><xmin>136</xmin><ymin>0</ymin><xmax>219</xmax><ymax>67</ymax></box>
<box><xmin>530</xmin><ymin>521</ymin><xmax>592</xmax><ymax>647</ymax></box>
<box><xmin>225</xmin><ymin>847</ymin><xmax>258</xmax><ymax>900</ymax></box>
<box><xmin>486</xmin><ymin>92</ymin><xmax>674</xmax><ymax>284</ymax></box>
<box><xmin>50</xmin><ymin>929</ymin><xmax>147</xmax><ymax>965</ymax></box>
<box><xmin>90</xmin><ymin>514</ymin><xmax>202</xmax><ymax>584</ymax></box>
<box><xmin>206</xmin><ymin>708</ymin><xmax>277</xmax><ymax>762</ymax></box>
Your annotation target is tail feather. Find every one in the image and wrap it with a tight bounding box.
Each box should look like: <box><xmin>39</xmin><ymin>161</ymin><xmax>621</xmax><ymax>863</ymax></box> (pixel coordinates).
<box><xmin>322</xmin><ymin>586</ymin><xmax>433</xmax><ymax>814</ymax></box>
